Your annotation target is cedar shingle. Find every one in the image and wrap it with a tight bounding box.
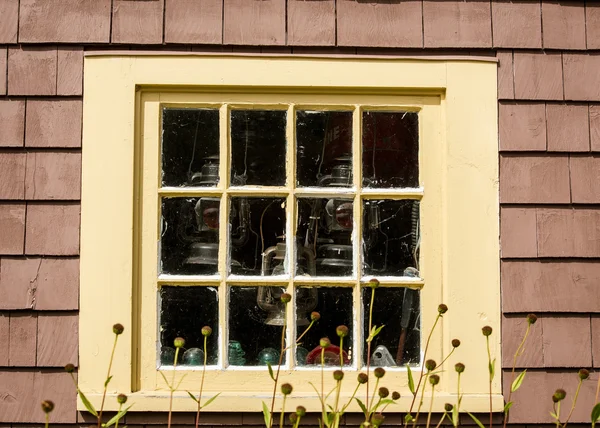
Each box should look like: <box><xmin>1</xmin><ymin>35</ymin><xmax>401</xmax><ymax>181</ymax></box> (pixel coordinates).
<box><xmin>592</xmin><ymin>315</ymin><xmax>600</xmax><ymax>367</ymax></box>
<box><xmin>542</xmin><ymin>1</ymin><xmax>586</xmax><ymax>49</ymax></box>
<box><xmin>223</xmin><ymin>0</ymin><xmax>285</xmax><ymax>45</ymax></box>
<box><xmin>112</xmin><ymin>0</ymin><xmax>164</xmax><ymax>44</ymax></box>
<box><xmin>25</xmin><ymin>99</ymin><xmax>82</xmax><ymax>148</ymax></box>
<box><xmin>537</xmin><ymin>208</ymin><xmax>600</xmax><ymax>257</ymax></box>
<box><xmin>500</xmin><ymin>155</ymin><xmax>570</xmax><ymax>203</ymax></box>
<box><xmin>570</xmin><ymin>156</ymin><xmax>600</xmax><ymax>203</ymax></box>
<box><xmin>164</xmin><ymin>0</ymin><xmax>223</xmax><ymax>44</ymax></box>
<box><xmin>0</xmin><ymin>0</ymin><xmax>18</xmax><ymax>43</ymax></box>
<box><xmin>57</xmin><ymin>47</ymin><xmax>83</xmax><ymax>96</ymax></box>
<box><xmin>492</xmin><ymin>0</ymin><xmax>542</xmax><ymax>48</ymax></box>
<box><xmin>0</xmin><ymin>48</ymin><xmax>5</xmax><ymax>95</ymax></box>
<box><xmin>0</xmin><ymin>313</ymin><xmax>8</xmax><ymax>365</ymax></box>
<box><xmin>19</xmin><ymin>0</ymin><xmax>111</xmax><ymax>43</ymax></box>
<box><xmin>0</xmin><ymin>258</ymin><xmax>79</xmax><ymax>310</ymax></box>
<box><xmin>0</xmin><ymin>100</ymin><xmax>25</xmax><ymax>147</ymax></box>
<box><xmin>25</xmin><ymin>204</ymin><xmax>80</xmax><ymax>256</ymax></box>
<box><xmin>587</xmin><ymin>3</ymin><xmax>600</xmax><ymax>49</ymax></box>
<box><xmin>514</xmin><ymin>52</ymin><xmax>563</xmax><ymax>100</ymax></box>
<box><xmin>590</xmin><ymin>105</ymin><xmax>600</xmax><ymax>151</ymax></box>
<box><xmin>546</xmin><ymin>104</ymin><xmax>590</xmax><ymax>152</ymax></box>
<box><xmin>25</xmin><ymin>152</ymin><xmax>81</xmax><ymax>200</ymax></box>
<box><xmin>337</xmin><ymin>0</ymin><xmax>423</xmax><ymax>48</ymax></box>
<box><xmin>497</xmin><ymin>50</ymin><xmax>514</xmax><ymax>100</ymax></box>
<box><xmin>423</xmin><ymin>0</ymin><xmax>492</xmax><ymax>48</ymax></box>
<box><xmin>8</xmin><ymin>313</ymin><xmax>37</xmax><ymax>366</ymax></box>
<box><xmin>7</xmin><ymin>47</ymin><xmax>56</xmax><ymax>96</ymax></box>
<box><xmin>563</xmin><ymin>53</ymin><xmax>600</xmax><ymax>101</ymax></box>
<box><xmin>0</xmin><ymin>153</ymin><xmax>26</xmax><ymax>200</ymax></box>
<box><xmin>542</xmin><ymin>315</ymin><xmax>591</xmax><ymax>367</ymax></box>
<box><xmin>502</xmin><ymin>261</ymin><xmax>600</xmax><ymax>312</ymax></box>
<box><xmin>288</xmin><ymin>0</ymin><xmax>335</xmax><ymax>46</ymax></box>
<box><xmin>498</xmin><ymin>102</ymin><xmax>546</xmax><ymax>151</ymax></box>
<box><xmin>501</xmin><ymin>207</ymin><xmax>538</xmax><ymax>258</ymax></box>
<box><xmin>0</xmin><ymin>204</ymin><xmax>25</xmax><ymax>255</ymax></box>
<box><xmin>37</xmin><ymin>313</ymin><xmax>78</xmax><ymax>366</ymax></box>
<box><xmin>502</xmin><ymin>314</ymin><xmax>544</xmax><ymax>368</ymax></box>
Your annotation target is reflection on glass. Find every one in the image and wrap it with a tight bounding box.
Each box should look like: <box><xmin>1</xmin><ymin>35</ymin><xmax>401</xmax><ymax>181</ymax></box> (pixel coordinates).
<box><xmin>231</xmin><ymin>110</ymin><xmax>287</xmax><ymax>186</ymax></box>
<box><xmin>296</xmin><ymin>111</ymin><xmax>353</xmax><ymax>187</ymax></box>
<box><xmin>295</xmin><ymin>287</ymin><xmax>353</xmax><ymax>366</ymax></box>
<box><xmin>161</xmin><ymin>108</ymin><xmax>220</xmax><ymax>187</ymax></box>
<box><xmin>362</xmin><ymin>287</ymin><xmax>420</xmax><ymax>366</ymax></box>
<box><xmin>362</xmin><ymin>199</ymin><xmax>420</xmax><ymax>277</ymax></box>
<box><xmin>229</xmin><ymin>197</ymin><xmax>286</xmax><ymax>276</ymax></box>
<box><xmin>159</xmin><ymin>286</ymin><xmax>219</xmax><ymax>366</ymax></box>
<box><xmin>296</xmin><ymin>198</ymin><xmax>354</xmax><ymax>277</ymax></box>
<box><xmin>229</xmin><ymin>286</ymin><xmax>287</xmax><ymax>366</ymax></box>
<box><xmin>362</xmin><ymin>111</ymin><xmax>419</xmax><ymax>188</ymax></box>
<box><xmin>160</xmin><ymin>197</ymin><xmax>220</xmax><ymax>275</ymax></box>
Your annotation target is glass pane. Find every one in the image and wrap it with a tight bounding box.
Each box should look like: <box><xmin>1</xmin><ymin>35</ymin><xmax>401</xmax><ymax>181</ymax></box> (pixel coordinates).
<box><xmin>362</xmin><ymin>287</ymin><xmax>420</xmax><ymax>366</ymax></box>
<box><xmin>230</xmin><ymin>110</ymin><xmax>286</xmax><ymax>186</ymax></box>
<box><xmin>362</xmin><ymin>111</ymin><xmax>419</xmax><ymax>188</ymax></box>
<box><xmin>162</xmin><ymin>108</ymin><xmax>220</xmax><ymax>187</ymax></box>
<box><xmin>159</xmin><ymin>286</ymin><xmax>219</xmax><ymax>366</ymax></box>
<box><xmin>362</xmin><ymin>199</ymin><xmax>420</xmax><ymax>277</ymax></box>
<box><xmin>296</xmin><ymin>110</ymin><xmax>353</xmax><ymax>187</ymax></box>
<box><xmin>229</xmin><ymin>197</ymin><xmax>286</xmax><ymax>276</ymax></box>
<box><xmin>160</xmin><ymin>197</ymin><xmax>220</xmax><ymax>275</ymax></box>
<box><xmin>295</xmin><ymin>287</ymin><xmax>353</xmax><ymax>367</ymax></box>
<box><xmin>296</xmin><ymin>198</ymin><xmax>353</xmax><ymax>277</ymax></box>
<box><xmin>229</xmin><ymin>286</ymin><xmax>287</xmax><ymax>366</ymax></box>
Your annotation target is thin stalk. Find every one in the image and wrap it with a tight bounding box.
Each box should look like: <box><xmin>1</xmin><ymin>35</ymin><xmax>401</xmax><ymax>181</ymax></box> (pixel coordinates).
<box><xmin>562</xmin><ymin>379</ymin><xmax>583</xmax><ymax>428</ymax></box>
<box><xmin>596</xmin><ymin>373</ymin><xmax>600</xmax><ymax>404</ymax></box>
<box><xmin>555</xmin><ymin>402</ymin><xmax>562</xmax><ymax>428</ymax></box>
<box><xmin>269</xmin><ymin>303</ymin><xmax>288</xmax><ymax>427</ymax></box>
<box><xmin>366</xmin><ymin>287</ymin><xmax>376</xmax><ymax>410</ymax></box>
<box><xmin>339</xmin><ymin>336</ymin><xmax>344</xmax><ymax>369</ymax></box>
<box><xmin>434</xmin><ymin>412</ymin><xmax>448</xmax><ymax>428</ymax></box>
<box><xmin>486</xmin><ymin>336</ymin><xmax>492</xmax><ymax>428</ymax></box>
<box><xmin>436</xmin><ymin>347</ymin><xmax>456</xmax><ymax>369</ymax></box>
<box><xmin>334</xmin><ymin>379</ymin><xmax>342</xmax><ymax>414</ymax></box>
<box><xmin>45</xmin><ymin>413</ymin><xmax>50</xmax><ymax>428</ymax></box>
<box><xmin>369</xmin><ymin>378</ymin><xmax>381</xmax><ymax>418</ymax></box>
<box><xmin>406</xmin><ymin>313</ymin><xmax>442</xmax><ymax>428</ymax></box>
<box><xmin>425</xmin><ymin>383</ymin><xmax>436</xmax><ymax>428</ymax></box>
<box><xmin>294</xmin><ymin>415</ymin><xmax>302</xmax><ymax>428</ymax></box>
<box><xmin>195</xmin><ymin>335</ymin><xmax>209</xmax><ymax>428</ymax></box>
<box><xmin>321</xmin><ymin>348</ymin><xmax>326</xmax><ymax>416</ymax></box>
<box><xmin>115</xmin><ymin>402</ymin><xmax>123</xmax><ymax>428</ymax></box>
<box><xmin>98</xmin><ymin>333</ymin><xmax>120</xmax><ymax>428</ymax></box>
<box><xmin>413</xmin><ymin>371</ymin><xmax>430</xmax><ymax>428</ymax></box>
<box><xmin>296</xmin><ymin>319</ymin><xmax>316</xmax><ymax>345</ymax></box>
<box><xmin>503</xmin><ymin>323</ymin><xmax>531</xmax><ymax>428</ymax></box>
<box><xmin>454</xmin><ymin>372</ymin><xmax>462</xmax><ymax>428</ymax></box>
<box><xmin>168</xmin><ymin>346</ymin><xmax>181</xmax><ymax>428</ymax></box>
<box><xmin>279</xmin><ymin>395</ymin><xmax>288</xmax><ymax>428</ymax></box>
<box><xmin>341</xmin><ymin>382</ymin><xmax>362</xmax><ymax>413</ymax></box>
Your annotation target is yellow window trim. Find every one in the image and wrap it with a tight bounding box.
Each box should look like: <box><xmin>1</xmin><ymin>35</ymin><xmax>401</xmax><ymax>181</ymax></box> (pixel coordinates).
<box><xmin>80</xmin><ymin>54</ymin><xmax>500</xmax><ymax>413</ymax></box>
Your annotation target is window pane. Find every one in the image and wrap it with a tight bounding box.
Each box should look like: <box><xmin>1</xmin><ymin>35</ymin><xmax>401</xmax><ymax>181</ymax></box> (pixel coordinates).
<box><xmin>229</xmin><ymin>286</ymin><xmax>287</xmax><ymax>366</ymax></box>
<box><xmin>229</xmin><ymin>197</ymin><xmax>286</xmax><ymax>276</ymax></box>
<box><xmin>296</xmin><ymin>198</ymin><xmax>354</xmax><ymax>277</ymax></box>
<box><xmin>230</xmin><ymin>110</ymin><xmax>287</xmax><ymax>186</ymax></box>
<box><xmin>296</xmin><ymin>110</ymin><xmax>353</xmax><ymax>187</ymax></box>
<box><xmin>162</xmin><ymin>108</ymin><xmax>220</xmax><ymax>187</ymax></box>
<box><xmin>362</xmin><ymin>287</ymin><xmax>420</xmax><ymax>367</ymax></box>
<box><xmin>362</xmin><ymin>111</ymin><xmax>419</xmax><ymax>188</ymax></box>
<box><xmin>160</xmin><ymin>197</ymin><xmax>220</xmax><ymax>275</ymax></box>
<box><xmin>362</xmin><ymin>199</ymin><xmax>420</xmax><ymax>277</ymax></box>
<box><xmin>295</xmin><ymin>287</ymin><xmax>353</xmax><ymax>367</ymax></box>
<box><xmin>159</xmin><ymin>286</ymin><xmax>219</xmax><ymax>366</ymax></box>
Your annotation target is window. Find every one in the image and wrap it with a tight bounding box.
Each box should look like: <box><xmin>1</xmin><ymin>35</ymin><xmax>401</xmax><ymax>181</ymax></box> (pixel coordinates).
<box><xmin>80</xmin><ymin>54</ymin><xmax>501</xmax><ymax>412</ymax></box>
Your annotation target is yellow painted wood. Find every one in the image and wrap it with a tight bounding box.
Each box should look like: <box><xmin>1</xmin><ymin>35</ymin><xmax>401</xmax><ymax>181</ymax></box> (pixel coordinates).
<box><xmin>81</xmin><ymin>55</ymin><xmax>499</xmax><ymax>412</ymax></box>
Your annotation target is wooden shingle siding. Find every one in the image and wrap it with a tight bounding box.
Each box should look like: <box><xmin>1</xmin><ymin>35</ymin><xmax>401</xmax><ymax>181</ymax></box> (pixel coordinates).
<box><xmin>0</xmin><ymin>0</ymin><xmax>600</xmax><ymax>424</ymax></box>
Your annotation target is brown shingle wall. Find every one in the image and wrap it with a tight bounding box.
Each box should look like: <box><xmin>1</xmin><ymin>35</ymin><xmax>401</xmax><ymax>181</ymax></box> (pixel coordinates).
<box><xmin>1</xmin><ymin>0</ymin><xmax>599</xmax><ymax>425</ymax></box>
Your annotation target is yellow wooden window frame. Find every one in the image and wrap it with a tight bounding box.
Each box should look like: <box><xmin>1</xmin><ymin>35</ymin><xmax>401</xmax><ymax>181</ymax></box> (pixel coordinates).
<box><xmin>80</xmin><ymin>54</ymin><xmax>500</xmax><ymax>413</ymax></box>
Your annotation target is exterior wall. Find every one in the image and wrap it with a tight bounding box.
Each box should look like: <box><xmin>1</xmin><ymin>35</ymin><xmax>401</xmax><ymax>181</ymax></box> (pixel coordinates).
<box><xmin>0</xmin><ymin>0</ymin><xmax>598</xmax><ymax>425</ymax></box>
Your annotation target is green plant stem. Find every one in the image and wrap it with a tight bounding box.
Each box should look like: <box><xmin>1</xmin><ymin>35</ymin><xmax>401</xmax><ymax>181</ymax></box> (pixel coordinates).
<box><xmin>369</xmin><ymin>378</ymin><xmax>381</xmax><ymax>419</ymax></box>
<box><xmin>296</xmin><ymin>319</ymin><xmax>315</xmax><ymax>345</ymax></box>
<box><xmin>115</xmin><ymin>403</ymin><xmax>123</xmax><ymax>428</ymax></box>
<box><xmin>413</xmin><ymin>371</ymin><xmax>430</xmax><ymax>428</ymax></box>
<box><xmin>45</xmin><ymin>413</ymin><xmax>50</xmax><ymax>428</ymax></box>
<box><xmin>195</xmin><ymin>335</ymin><xmax>209</xmax><ymax>428</ymax></box>
<box><xmin>334</xmin><ymin>379</ymin><xmax>342</xmax><ymax>414</ymax></box>
<box><xmin>279</xmin><ymin>395</ymin><xmax>287</xmax><ymax>428</ymax></box>
<box><xmin>406</xmin><ymin>313</ymin><xmax>442</xmax><ymax>428</ymax></box>
<box><xmin>294</xmin><ymin>415</ymin><xmax>302</xmax><ymax>428</ymax></box>
<box><xmin>434</xmin><ymin>412</ymin><xmax>448</xmax><ymax>428</ymax></box>
<box><xmin>339</xmin><ymin>336</ymin><xmax>344</xmax><ymax>370</ymax></box>
<box><xmin>98</xmin><ymin>333</ymin><xmax>120</xmax><ymax>428</ymax></box>
<box><xmin>454</xmin><ymin>372</ymin><xmax>462</xmax><ymax>428</ymax></box>
<box><xmin>555</xmin><ymin>402</ymin><xmax>562</xmax><ymax>428</ymax></box>
<box><xmin>562</xmin><ymin>379</ymin><xmax>583</xmax><ymax>428</ymax></box>
<box><xmin>366</xmin><ymin>287</ymin><xmax>376</xmax><ymax>411</ymax></box>
<box><xmin>596</xmin><ymin>373</ymin><xmax>600</xmax><ymax>404</ymax></box>
<box><xmin>503</xmin><ymin>323</ymin><xmax>531</xmax><ymax>428</ymax></box>
<box><xmin>168</xmin><ymin>347</ymin><xmax>181</xmax><ymax>428</ymax></box>
<box><xmin>321</xmin><ymin>347</ymin><xmax>326</xmax><ymax>417</ymax></box>
<box><xmin>425</xmin><ymin>383</ymin><xmax>435</xmax><ymax>428</ymax></box>
<box><xmin>269</xmin><ymin>304</ymin><xmax>288</xmax><ymax>428</ymax></box>
<box><xmin>436</xmin><ymin>347</ymin><xmax>456</xmax><ymax>369</ymax></box>
<box><xmin>486</xmin><ymin>336</ymin><xmax>493</xmax><ymax>428</ymax></box>
<box><xmin>341</xmin><ymin>382</ymin><xmax>362</xmax><ymax>414</ymax></box>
